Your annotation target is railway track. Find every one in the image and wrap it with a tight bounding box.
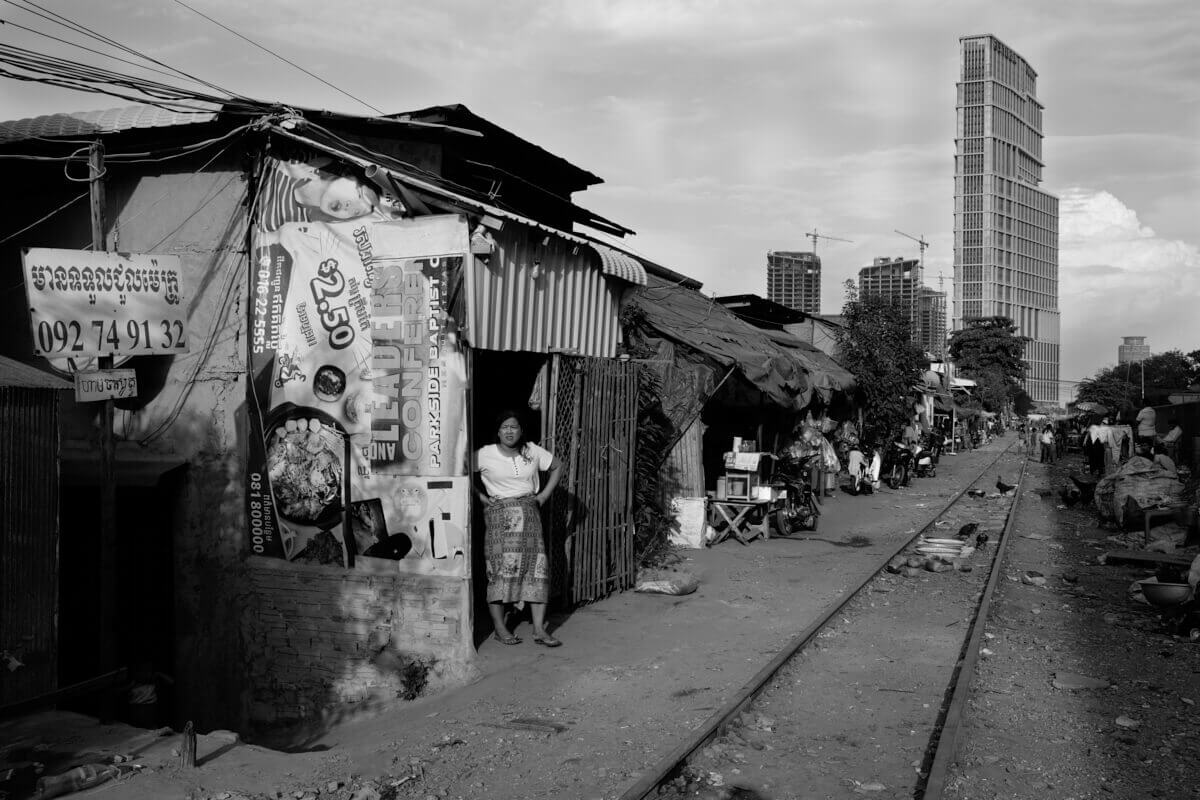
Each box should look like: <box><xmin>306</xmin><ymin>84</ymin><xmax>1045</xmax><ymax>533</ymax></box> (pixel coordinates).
<box><xmin>618</xmin><ymin>443</ymin><xmax>1029</xmax><ymax>800</ymax></box>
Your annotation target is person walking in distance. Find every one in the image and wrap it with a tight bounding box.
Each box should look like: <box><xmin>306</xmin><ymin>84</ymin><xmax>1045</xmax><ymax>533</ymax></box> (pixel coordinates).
<box><xmin>1040</xmin><ymin>425</ymin><xmax>1056</xmax><ymax>464</ymax></box>
<box><xmin>1136</xmin><ymin>399</ymin><xmax>1157</xmax><ymax>448</ymax></box>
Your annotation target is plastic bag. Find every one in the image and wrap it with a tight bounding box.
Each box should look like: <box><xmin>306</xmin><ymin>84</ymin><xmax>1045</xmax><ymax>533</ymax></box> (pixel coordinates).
<box><xmin>1093</xmin><ymin>457</ymin><xmax>1184</xmax><ymax>524</ymax></box>
<box><xmin>634</xmin><ymin>569</ymin><xmax>699</xmax><ymax>595</ymax></box>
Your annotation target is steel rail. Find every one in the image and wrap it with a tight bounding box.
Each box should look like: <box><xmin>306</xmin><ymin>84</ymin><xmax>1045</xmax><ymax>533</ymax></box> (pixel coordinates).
<box><xmin>617</xmin><ymin>440</ymin><xmax>1019</xmax><ymax>800</ymax></box>
<box><xmin>919</xmin><ymin>454</ymin><xmax>1029</xmax><ymax>797</ymax></box>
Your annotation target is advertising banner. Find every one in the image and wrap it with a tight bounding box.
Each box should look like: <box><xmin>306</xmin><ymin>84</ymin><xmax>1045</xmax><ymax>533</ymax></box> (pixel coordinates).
<box><xmin>247</xmin><ymin>153</ymin><xmax>468</xmax><ymax>570</ymax></box>
<box><xmin>21</xmin><ymin>248</ymin><xmax>187</xmax><ymax>358</ymax></box>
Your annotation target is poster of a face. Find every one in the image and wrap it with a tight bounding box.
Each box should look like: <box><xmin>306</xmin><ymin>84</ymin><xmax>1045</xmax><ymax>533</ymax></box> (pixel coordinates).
<box><xmin>247</xmin><ymin>153</ymin><xmax>468</xmax><ymax>570</ymax></box>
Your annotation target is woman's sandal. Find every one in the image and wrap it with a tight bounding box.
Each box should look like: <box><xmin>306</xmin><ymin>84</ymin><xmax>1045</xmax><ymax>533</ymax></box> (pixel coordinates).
<box><xmin>532</xmin><ymin>634</ymin><xmax>562</xmax><ymax>648</ymax></box>
<box><xmin>493</xmin><ymin>632</ymin><xmax>521</xmax><ymax>645</ymax></box>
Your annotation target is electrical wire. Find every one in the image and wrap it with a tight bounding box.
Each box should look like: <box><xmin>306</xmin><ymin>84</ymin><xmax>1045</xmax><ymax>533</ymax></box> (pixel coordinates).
<box><xmin>0</xmin><ymin>14</ymin><xmax>222</xmax><ymax>92</ymax></box>
<box><xmin>137</xmin><ymin>196</ymin><xmax>248</xmax><ymax>445</ymax></box>
<box><xmin>170</xmin><ymin>0</ymin><xmax>383</xmax><ymax>115</ymax></box>
<box><xmin>98</xmin><ymin>137</ymin><xmax>241</xmax><ymax>246</ymax></box>
<box><xmin>0</xmin><ymin>189</ymin><xmax>86</xmax><ymax>244</ymax></box>
<box><xmin>3</xmin><ymin>0</ymin><xmax>242</xmax><ymax>99</ymax></box>
<box><xmin>0</xmin><ymin>42</ymin><xmax>230</xmax><ymax>107</ymax></box>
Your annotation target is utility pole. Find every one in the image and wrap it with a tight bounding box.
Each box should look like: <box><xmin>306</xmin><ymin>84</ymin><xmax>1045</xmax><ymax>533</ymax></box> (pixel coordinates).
<box><xmin>90</xmin><ymin>141</ymin><xmax>118</xmax><ymax>718</ymax></box>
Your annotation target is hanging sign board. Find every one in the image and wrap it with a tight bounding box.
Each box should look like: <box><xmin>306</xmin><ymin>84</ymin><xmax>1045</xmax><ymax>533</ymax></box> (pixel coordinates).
<box><xmin>21</xmin><ymin>248</ymin><xmax>188</xmax><ymax>358</ymax></box>
<box><xmin>74</xmin><ymin>369</ymin><xmax>138</xmax><ymax>402</ymax></box>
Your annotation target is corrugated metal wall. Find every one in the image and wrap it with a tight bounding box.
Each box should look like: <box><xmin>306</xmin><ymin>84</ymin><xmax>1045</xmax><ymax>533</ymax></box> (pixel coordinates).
<box><xmin>662</xmin><ymin>418</ymin><xmax>706</xmax><ymax>498</ymax></box>
<box><xmin>467</xmin><ymin>226</ymin><xmax>621</xmax><ymax>358</ymax></box>
<box><xmin>0</xmin><ymin>387</ymin><xmax>60</xmax><ymax>706</ymax></box>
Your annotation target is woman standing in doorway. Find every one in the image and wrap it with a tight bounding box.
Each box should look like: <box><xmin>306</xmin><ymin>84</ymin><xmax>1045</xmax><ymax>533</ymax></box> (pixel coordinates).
<box><xmin>473</xmin><ymin>410</ymin><xmax>565</xmax><ymax>647</ymax></box>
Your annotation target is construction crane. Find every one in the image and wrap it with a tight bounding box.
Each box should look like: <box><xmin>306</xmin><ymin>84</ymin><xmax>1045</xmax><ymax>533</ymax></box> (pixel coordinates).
<box><xmin>894</xmin><ymin>229</ymin><xmax>929</xmax><ymax>267</ymax></box>
<box><xmin>895</xmin><ymin>229</ymin><xmax>929</xmax><ymax>262</ymax></box>
<box><xmin>805</xmin><ymin>228</ymin><xmax>853</xmax><ymax>252</ymax></box>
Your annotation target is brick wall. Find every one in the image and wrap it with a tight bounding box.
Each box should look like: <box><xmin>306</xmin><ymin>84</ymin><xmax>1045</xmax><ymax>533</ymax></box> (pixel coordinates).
<box><xmin>244</xmin><ymin>556</ymin><xmax>475</xmax><ymax>727</ymax></box>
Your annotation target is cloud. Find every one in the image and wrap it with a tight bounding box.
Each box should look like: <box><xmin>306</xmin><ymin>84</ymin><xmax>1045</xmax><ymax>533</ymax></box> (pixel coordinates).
<box><xmin>1057</xmin><ymin>188</ymin><xmax>1200</xmax><ymax>393</ymax></box>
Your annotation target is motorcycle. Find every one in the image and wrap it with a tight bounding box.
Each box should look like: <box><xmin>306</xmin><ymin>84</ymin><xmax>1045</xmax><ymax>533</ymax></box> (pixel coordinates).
<box><xmin>770</xmin><ymin>452</ymin><xmax>821</xmax><ymax>535</ymax></box>
<box><xmin>880</xmin><ymin>441</ymin><xmax>913</xmax><ymax>489</ymax></box>
<box><xmin>912</xmin><ymin>441</ymin><xmax>936</xmax><ymax>478</ymax></box>
<box><xmin>845</xmin><ymin>446</ymin><xmax>881</xmax><ymax>495</ymax></box>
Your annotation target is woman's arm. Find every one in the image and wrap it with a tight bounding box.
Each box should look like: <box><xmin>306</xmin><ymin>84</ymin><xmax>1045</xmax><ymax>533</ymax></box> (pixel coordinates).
<box><xmin>536</xmin><ymin>456</ymin><xmax>564</xmax><ymax>506</ymax></box>
<box><xmin>471</xmin><ymin>462</ymin><xmax>495</xmax><ymax>506</ymax></box>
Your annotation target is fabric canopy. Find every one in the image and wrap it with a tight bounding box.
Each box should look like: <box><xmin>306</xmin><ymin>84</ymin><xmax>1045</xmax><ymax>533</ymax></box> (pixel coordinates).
<box><xmin>763</xmin><ymin>329</ymin><xmax>856</xmax><ymax>398</ymax></box>
<box><xmin>629</xmin><ymin>276</ymin><xmax>853</xmax><ymax>408</ymax></box>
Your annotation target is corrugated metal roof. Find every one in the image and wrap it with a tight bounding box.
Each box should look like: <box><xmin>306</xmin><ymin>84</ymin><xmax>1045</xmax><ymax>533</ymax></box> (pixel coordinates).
<box><xmin>591</xmin><ymin>242</ymin><xmax>647</xmax><ymax>286</ymax></box>
<box><xmin>0</xmin><ymin>356</ymin><xmax>72</xmax><ymax>389</ymax></box>
<box><xmin>269</xmin><ymin>123</ymin><xmax>663</xmax><ymax>288</ymax></box>
<box><xmin>466</xmin><ymin>225</ymin><xmax>621</xmax><ymax>358</ymax></box>
<box><xmin>0</xmin><ymin>103</ymin><xmax>221</xmax><ymax>144</ymax></box>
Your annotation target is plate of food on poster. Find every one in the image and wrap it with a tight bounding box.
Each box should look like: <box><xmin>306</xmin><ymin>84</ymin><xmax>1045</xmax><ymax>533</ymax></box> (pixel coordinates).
<box><xmin>263</xmin><ymin>403</ymin><xmax>349</xmax><ymax>562</ymax></box>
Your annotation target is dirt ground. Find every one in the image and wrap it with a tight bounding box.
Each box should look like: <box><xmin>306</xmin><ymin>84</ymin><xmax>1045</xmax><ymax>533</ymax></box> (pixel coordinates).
<box><xmin>3</xmin><ymin>436</ymin><xmax>1036</xmax><ymax>800</ymax></box>
<box><xmin>658</xmin><ymin>449</ymin><xmax>1026</xmax><ymax>799</ymax></box>
<box><xmin>944</xmin><ymin>450</ymin><xmax>1200</xmax><ymax>800</ymax></box>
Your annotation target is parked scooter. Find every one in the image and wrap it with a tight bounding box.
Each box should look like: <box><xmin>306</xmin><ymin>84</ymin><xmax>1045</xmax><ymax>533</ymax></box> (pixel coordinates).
<box><xmin>881</xmin><ymin>440</ymin><xmax>913</xmax><ymax>489</ymax></box>
<box><xmin>770</xmin><ymin>451</ymin><xmax>821</xmax><ymax>534</ymax></box>
<box><xmin>911</xmin><ymin>439</ymin><xmax>937</xmax><ymax>478</ymax></box>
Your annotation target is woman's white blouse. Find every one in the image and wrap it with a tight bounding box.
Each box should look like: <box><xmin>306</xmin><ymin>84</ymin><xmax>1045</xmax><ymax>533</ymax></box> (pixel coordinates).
<box><xmin>475</xmin><ymin>443</ymin><xmax>554</xmax><ymax>499</ymax></box>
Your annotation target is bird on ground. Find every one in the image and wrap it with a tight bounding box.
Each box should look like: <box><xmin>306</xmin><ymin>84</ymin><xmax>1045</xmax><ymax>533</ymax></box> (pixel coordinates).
<box><xmin>1060</xmin><ymin>486</ymin><xmax>1081</xmax><ymax>507</ymax></box>
<box><xmin>1069</xmin><ymin>474</ymin><xmax>1097</xmax><ymax>502</ymax></box>
<box><xmin>996</xmin><ymin>476</ymin><xmax>1017</xmax><ymax>495</ymax></box>
<box><xmin>966</xmin><ymin>489</ymin><xmax>987</xmax><ymax>498</ymax></box>
<box><xmin>976</xmin><ymin>531</ymin><xmax>989</xmax><ymax>547</ymax></box>
<box><xmin>957</xmin><ymin>522</ymin><xmax>979</xmax><ymax>539</ymax></box>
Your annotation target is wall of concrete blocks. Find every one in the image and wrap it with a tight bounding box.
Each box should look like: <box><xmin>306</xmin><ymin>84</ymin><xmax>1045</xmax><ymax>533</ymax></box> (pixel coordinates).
<box><xmin>244</xmin><ymin>556</ymin><xmax>476</xmax><ymax>727</ymax></box>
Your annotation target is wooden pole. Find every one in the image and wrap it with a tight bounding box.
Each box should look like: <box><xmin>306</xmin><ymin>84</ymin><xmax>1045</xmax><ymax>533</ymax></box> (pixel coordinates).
<box><xmin>90</xmin><ymin>142</ymin><xmax>119</xmax><ymax>719</ymax></box>
<box><xmin>179</xmin><ymin>720</ymin><xmax>197</xmax><ymax>768</ymax></box>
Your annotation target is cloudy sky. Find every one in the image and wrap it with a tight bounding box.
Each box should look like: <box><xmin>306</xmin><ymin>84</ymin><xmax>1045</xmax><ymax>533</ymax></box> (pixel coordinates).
<box><xmin>1</xmin><ymin>0</ymin><xmax>1197</xmax><ymax>401</ymax></box>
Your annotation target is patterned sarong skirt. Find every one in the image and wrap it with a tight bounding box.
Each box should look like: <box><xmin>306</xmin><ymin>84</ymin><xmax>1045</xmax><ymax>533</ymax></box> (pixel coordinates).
<box><xmin>484</xmin><ymin>496</ymin><xmax>549</xmax><ymax>604</ymax></box>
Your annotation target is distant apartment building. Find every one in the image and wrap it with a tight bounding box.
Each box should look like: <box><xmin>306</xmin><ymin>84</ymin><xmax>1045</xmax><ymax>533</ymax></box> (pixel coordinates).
<box><xmin>766</xmin><ymin>251</ymin><xmax>821</xmax><ymax>313</ymax></box>
<box><xmin>857</xmin><ymin>257</ymin><xmax>946</xmax><ymax>356</ymax></box>
<box><xmin>954</xmin><ymin>33</ymin><xmax>1060</xmax><ymax>404</ymax></box>
<box><xmin>918</xmin><ymin>286</ymin><xmax>948</xmax><ymax>358</ymax></box>
<box><xmin>1118</xmin><ymin>336</ymin><xmax>1150</xmax><ymax>365</ymax></box>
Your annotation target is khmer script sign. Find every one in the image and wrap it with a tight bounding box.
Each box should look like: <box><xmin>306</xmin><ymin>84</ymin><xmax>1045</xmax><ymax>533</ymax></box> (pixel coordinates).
<box><xmin>21</xmin><ymin>248</ymin><xmax>188</xmax><ymax>358</ymax></box>
<box><xmin>74</xmin><ymin>369</ymin><xmax>138</xmax><ymax>402</ymax></box>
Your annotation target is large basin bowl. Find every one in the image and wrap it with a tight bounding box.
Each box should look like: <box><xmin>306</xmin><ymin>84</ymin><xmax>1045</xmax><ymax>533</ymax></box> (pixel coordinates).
<box><xmin>1140</xmin><ymin>581</ymin><xmax>1194</xmax><ymax>608</ymax></box>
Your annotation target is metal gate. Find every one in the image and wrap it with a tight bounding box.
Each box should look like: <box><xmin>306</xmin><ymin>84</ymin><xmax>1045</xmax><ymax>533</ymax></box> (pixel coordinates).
<box><xmin>545</xmin><ymin>354</ymin><xmax>639</xmax><ymax>605</ymax></box>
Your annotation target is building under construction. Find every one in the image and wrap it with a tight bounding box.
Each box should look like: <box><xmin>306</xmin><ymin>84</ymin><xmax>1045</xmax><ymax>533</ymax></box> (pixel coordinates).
<box><xmin>766</xmin><ymin>251</ymin><xmax>821</xmax><ymax>314</ymax></box>
<box><xmin>857</xmin><ymin>257</ymin><xmax>947</xmax><ymax>357</ymax></box>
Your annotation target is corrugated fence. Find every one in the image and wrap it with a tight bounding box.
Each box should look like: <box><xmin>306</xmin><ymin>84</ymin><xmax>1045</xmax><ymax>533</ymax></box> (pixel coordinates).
<box><xmin>0</xmin><ymin>387</ymin><xmax>60</xmax><ymax>706</ymax></box>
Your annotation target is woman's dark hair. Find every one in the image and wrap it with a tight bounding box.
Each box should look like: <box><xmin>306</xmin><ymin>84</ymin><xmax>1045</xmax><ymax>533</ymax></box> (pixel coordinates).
<box><xmin>493</xmin><ymin>408</ymin><xmax>531</xmax><ymax>457</ymax></box>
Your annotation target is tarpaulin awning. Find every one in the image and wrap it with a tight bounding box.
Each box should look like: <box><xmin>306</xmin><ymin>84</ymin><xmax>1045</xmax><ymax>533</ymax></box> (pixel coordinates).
<box><xmin>763</xmin><ymin>329</ymin><xmax>856</xmax><ymax>397</ymax></box>
<box><xmin>629</xmin><ymin>276</ymin><xmax>852</xmax><ymax>408</ymax></box>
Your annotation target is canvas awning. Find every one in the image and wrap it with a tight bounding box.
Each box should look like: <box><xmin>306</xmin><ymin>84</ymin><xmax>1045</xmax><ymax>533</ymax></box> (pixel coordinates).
<box><xmin>629</xmin><ymin>276</ymin><xmax>853</xmax><ymax>408</ymax></box>
<box><xmin>763</xmin><ymin>329</ymin><xmax>856</xmax><ymax>398</ymax></box>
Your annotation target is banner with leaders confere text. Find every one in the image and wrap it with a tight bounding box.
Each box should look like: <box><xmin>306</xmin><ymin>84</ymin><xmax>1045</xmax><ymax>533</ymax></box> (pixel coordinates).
<box><xmin>246</xmin><ymin>152</ymin><xmax>468</xmax><ymax>571</ymax></box>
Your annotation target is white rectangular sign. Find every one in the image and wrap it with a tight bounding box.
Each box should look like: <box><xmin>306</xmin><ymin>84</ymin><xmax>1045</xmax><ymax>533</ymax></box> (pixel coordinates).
<box><xmin>74</xmin><ymin>369</ymin><xmax>138</xmax><ymax>402</ymax></box>
<box><xmin>21</xmin><ymin>248</ymin><xmax>188</xmax><ymax>358</ymax></box>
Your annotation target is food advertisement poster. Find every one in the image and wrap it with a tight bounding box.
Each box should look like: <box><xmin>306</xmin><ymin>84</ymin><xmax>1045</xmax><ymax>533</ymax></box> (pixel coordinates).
<box><xmin>247</xmin><ymin>153</ymin><xmax>467</xmax><ymax>570</ymax></box>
